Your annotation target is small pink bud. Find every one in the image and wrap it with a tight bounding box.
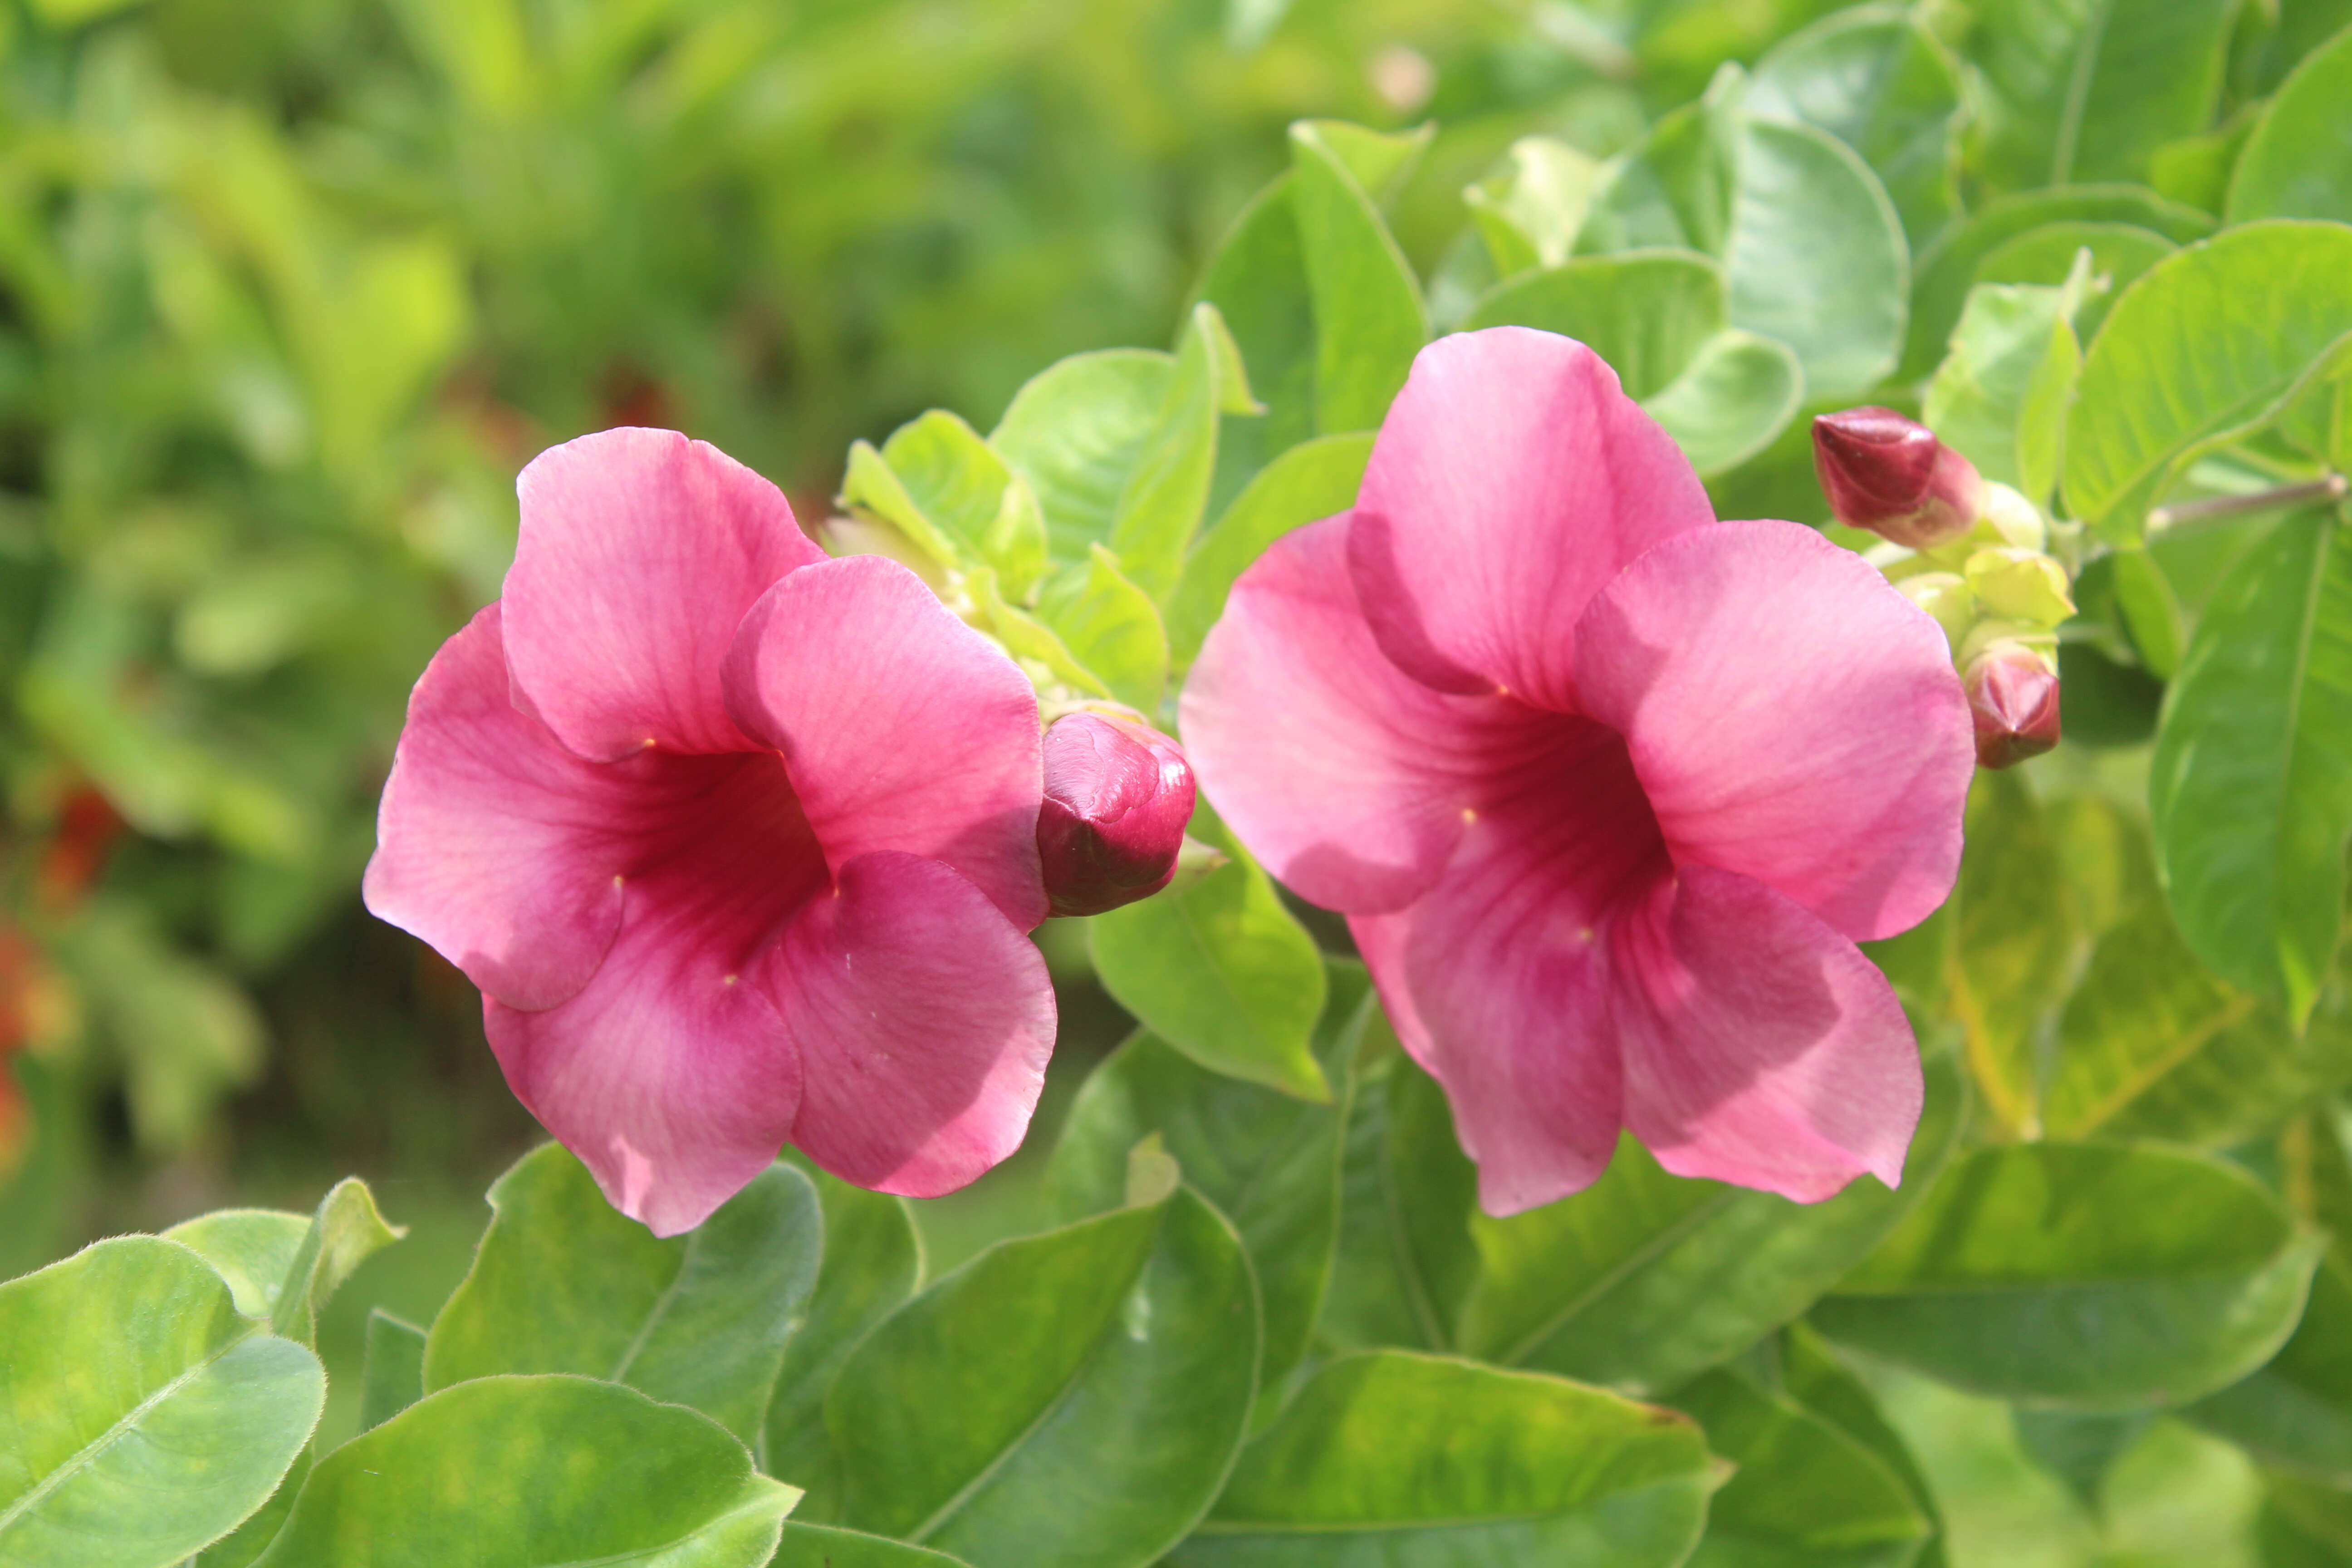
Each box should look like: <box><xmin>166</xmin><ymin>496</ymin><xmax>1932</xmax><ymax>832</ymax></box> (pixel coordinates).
<box><xmin>1965</xmin><ymin>645</ymin><xmax>2061</xmax><ymax>769</ymax></box>
<box><xmin>1813</xmin><ymin>407</ymin><xmax>1984</xmax><ymax>551</ymax></box>
<box><xmin>1037</xmin><ymin>711</ymin><xmax>1196</xmax><ymax>917</ymax></box>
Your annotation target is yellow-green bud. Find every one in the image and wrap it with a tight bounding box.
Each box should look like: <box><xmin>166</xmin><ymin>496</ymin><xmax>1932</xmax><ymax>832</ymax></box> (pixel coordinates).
<box><xmin>1963</xmin><ymin>547</ymin><xmax>2075</xmax><ymax>627</ymax></box>
<box><xmin>1894</xmin><ymin>571</ymin><xmax>1975</xmax><ymax>647</ymax></box>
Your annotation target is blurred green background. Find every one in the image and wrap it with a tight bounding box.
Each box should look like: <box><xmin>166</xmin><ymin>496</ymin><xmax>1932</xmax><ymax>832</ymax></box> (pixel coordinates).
<box><xmin>0</xmin><ymin>0</ymin><xmax>2317</xmax><ymax>1560</ymax></box>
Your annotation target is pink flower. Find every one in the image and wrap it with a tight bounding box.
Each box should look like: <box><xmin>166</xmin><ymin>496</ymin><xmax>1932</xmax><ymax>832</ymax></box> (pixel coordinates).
<box><xmin>363</xmin><ymin>429</ymin><xmax>1055</xmax><ymax>1235</ymax></box>
<box><xmin>1036</xmin><ymin>711</ymin><xmax>1196</xmax><ymax>917</ymax></box>
<box><xmin>1182</xmin><ymin>330</ymin><xmax>1973</xmax><ymax>1214</ymax></box>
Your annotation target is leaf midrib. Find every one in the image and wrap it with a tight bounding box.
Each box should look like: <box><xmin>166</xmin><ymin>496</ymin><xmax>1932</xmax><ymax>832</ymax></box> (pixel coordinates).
<box><xmin>0</xmin><ymin>1323</ymin><xmax>258</xmax><ymax>1539</ymax></box>
<box><xmin>1494</xmin><ymin>1191</ymin><xmax>1734</xmax><ymax>1367</ymax></box>
<box><xmin>2049</xmin><ymin>0</ymin><xmax>2115</xmax><ymax>184</ymax></box>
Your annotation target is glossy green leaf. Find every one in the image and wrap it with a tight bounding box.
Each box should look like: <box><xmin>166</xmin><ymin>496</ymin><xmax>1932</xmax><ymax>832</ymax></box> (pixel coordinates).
<box><xmin>2017</xmin><ymin>306</ymin><xmax>2081</xmax><ymax>508</ymax></box>
<box><xmin>873</xmin><ymin>410</ymin><xmax>1049</xmax><ymax>596</ymax></box>
<box><xmin>1037</xmin><ymin>545</ymin><xmax>1169</xmax><ymax>713</ymax></box>
<box><xmin>774</xmin><ymin>1523</ymin><xmax>974</xmax><ymax>1567</ymax></box>
<box><xmin>1049</xmin><ymin>961</ymin><xmax>1374</xmax><ymax>1388</ymax></box>
<box><xmin>1814</xmin><ymin>1142</ymin><xmax>2323</xmax><ymax>1410</ymax></box>
<box><xmin>269</xmin><ymin>1176</ymin><xmax>402</xmax><ymax>1344</ymax></box>
<box><xmin>163</xmin><ymin>1208</ymin><xmax>310</xmax><ymax>1321</ymax></box>
<box><xmin>0</xmin><ymin>1236</ymin><xmax>323</xmax><ymax>1568</ymax></box>
<box><xmin>425</xmin><ymin>1144</ymin><xmax>821</xmax><ymax>1442</ymax></box>
<box><xmin>1967</xmin><ymin>0</ymin><xmax>2237</xmax><ymax>192</ymax></box>
<box><xmin>1902</xmin><ymin>185</ymin><xmax>2214</xmax><ymax>382</ymax></box>
<box><xmin>1166</xmin><ymin>432</ymin><xmax>1371</xmax><ymax>670</ymax></box>
<box><xmin>1749</xmin><ymin>5</ymin><xmax>1965</xmax><ymax>245</ymax></box>
<box><xmin>1779</xmin><ymin>1324</ymin><xmax>1947</xmax><ymax>1565</ymax></box>
<box><xmin>2150</xmin><ymin>509</ymin><xmax>2352</xmax><ymax>1025</ymax></box>
<box><xmin>1463</xmin><ymin>136</ymin><xmax>1605</xmax><ymax>276</ymax></box>
<box><xmin>2063</xmin><ymin>222</ymin><xmax>2352</xmax><ymax>539</ymax></box>
<box><xmin>1725</xmin><ymin>117</ymin><xmax>1909</xmax><ymax>400</ymax></box>
<box><xmin>1318</xmin><ymin>1046</ymin><xmax>1481</xmax><ymax>1355</ymax></box>
<box><xmin>829</xmin><ymin>1187</ymin><xmax>1259</xmax><ymax>1568</ymax></box>
<box><xmin>2010</xmin><ymin>1408</ymin><xmax>2154</xmax><ymax>1513</ymax></box>
<box><xmin>1924</xmin><ymin>279</ymin><xmax>2073</xmax><ymax>491</ymax></box>
<box><xmin>1673</xmin><ymin>1369</ymin><xmax>1930</xmax><ymax>1568</ymax></box>
<box><xmin>1194</xmin><ymin>180</ymin><xmax>1316</xmax><ymax>463</ymax></box>
<box><xmin>1461</xmin><ymin>249</ymin><xmax>1726</xmax><ymax>399</ymax></box>
<box><xmin>1975</xmin><ymin>221</ymin><xmax>2177</xmax><ymax>343</ymax></box>
<box><xmin>1107</xmin><ymin>303</ymin><xmax>1250</xmax><ymax>602</ymax></box>
<box><xmin>765</xmin><ymin>1155</ymin><xmax>922</xmax><ymax>1522</ymax></box>
<box><xmin>1642</xmin><ymin>328</ymin><xmax>1806</xmax><ymax>475</ymax></box>
<box><xmin>1289</xmin><ymin>122</ymin><xmax>1427</xmax><ymax>435</ymax></box>
<box><xmin>2230</xmin><ymin>23</ymin><xmax>2352</xmax><ymax>223</ymax></box>
<box><xmin>359</xmin><ymin>1309</ymin><xmax>426</xmax><ymax>1434</ymax></box>
<box><xmin>1950</xmin><ymin>770</ymin><xmax>2076</xmax><ymax>1135</ymax></box>
<box><xmin>2184</xmin><ymin>1251</ymin><xmax>2352</xmax><ymax>1485</ymax></box>
<box><xmin>2044</xmin><ymin>902</ymin><xmax>2352</xmax><ymax>1146</ymax></box>
<box><xmin>250</xmin><ymin>1375</ymin><xmax>796</xmax><ymax>1568</ymax></box>
<box><xmin>990</xmin><ymin>350</ymin><xmax>1176</xmax><ymax>566</ymax></box>
<box><xmin>1172</xmin><ymin>1351</ymin><xmax>1713</xmax><ymax>1567</ymax></box>
<box><xmin>1456</xmin><ymin>1051</ymin><xmax>1964</xmax><ymax>1394</ymax></box>
<box><xmin>1088</xmin><ymin>812</ymin><xmax>1329</xmax><ymax>1101</ymax></box>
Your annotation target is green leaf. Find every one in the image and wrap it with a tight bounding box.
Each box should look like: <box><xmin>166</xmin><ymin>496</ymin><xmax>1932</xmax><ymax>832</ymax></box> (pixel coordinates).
<box><xmin>1171</xmin><ymin>1351</ymin><xmax>1713</xmax><ymax>1567</ymax></box>
<box><xmin>1779</xmin><ymin>1324</ymin><xmax>1948</xmax><ymax>1564</ymax></box>
<box><xmin>1049</xmin><ymin>961</ymin><xmax>1374</xmax><ymax>1389</ymax></box>
<box><xmin>2063</xmin><ymin>222</ymin><xmax>2352</xmax><ymax>540</ymax></box>
<box><xmin>2017</xmin><ymin>305</ymin><xmax>2082</xmax><ymax>508</ymax></box>
<box><xmin>2262</xmin><ymin>1470</ymin><xmax>2352</xmax><ymax>1563</ymax></box>
<box><xmin>1749</xmin><ymin>5</ymin><xmax>1966</xmax><ymax>245</ymax></box>
<box><xmin>162</xmin><ymin>1208</ymin><xmax>310</xmax><ymax>1321</ymax></box>
<box><xmin>250</xmin><ymin>1375</ymin><xmax>796</xmax><ymax>1568</ymax></box>
<box><xmin>268</xmin><ymin>1176</ymin><xmax>403</xmax><ymax>1345</ymax></box>
<box><xmin>1455</xmin><ymin>1050</ymin><xmax>1965</xmax><ymax>1394</ymax></box>
<box><xmin>990</xmin><ymin>350</ymin><xmax>1176</xmax><ymax>567</ymax></box>
<box><xmin>1967</xmin><ymin>0</ymin><xmax>2238</xmax><ymax>191</ymax></box>
<box><xmin>1672</xmin><ymin>1368</ymin><xmax>1930</xmax><ymax>1568</ymax></box>
<box><xmin>1902</xmin><ymin>185</ymin><xmax>2214</xmax><ymax>382</ymax></box>
<box><xmin>774</xmin><ymin>1523</ymin><xmax>975</xmax><ymax>1567</ymax></box>
<box><xmin>1107</xmin><ymin>304</ymin><xmax>1250</xmax><ymax>603</ymax></box>
<box><xmin>1461</xmin><ymin>249</ymin><xmax>1726</xmax><ymax>400</ymax></box>
<box><xmin>1924</xmin><ymin>279</ymin><xmax>2075</xmax><ymax>491</ymax></box>
<box><xmin>840</xmin><ymin>440</ymin><xmax>965</xmax><ymax>574</ymax></box>
<box><xmin>2010</xmin><ymin>1408</ymin><xmax>2154</xmax><ymax>1513</ymax></box>
<box><xmin>1949</xmin><ymin>770</ymin><xmax>2077</xmax><ymax>1135</ymax></box>
<box><xmin>1642</xmin><ymin>328</ymin><xmax>1806</xmax><ymax>476</ymax></box>
<box><xmin>1975</xmin><ymin>220</ymin><xmax>2177</xmax><ymax>344</ymax></box>
<box><xmin>765</xmin><ymin>1156</ymin><xmax>923</xmax><ymax>1523</ymax></box>
<box><xmin>1317</xmin><ymin>1046</ymin><xmax>1481</xmax><ymax>1355</ymax></box>
<box><xmin>1725</xmin><ymin>118</ymin><xmax>1910</xmax><ymax>401</ymax></box>
<box><xmin>1813</xmin><ymin>1142</ymin><xmax>2324</xmax><ymax>1410</ymax></box>
<box><xmin>425</xmin><ymin>1145</ymin><xmax>822</xmax><ymax>1443</ymax></box>
<box><xmin>1166</xmin><ymin>433</ymin><xmax>1371</xmax><ymax>670</ymax></box>
<box><xmin>2043</xmin><ymin>902</ymin><xmax>2352</xmax><ymax>1146</ymax></box>
<box><xmin>1463</xmin><ymin>136</ymin><xmax>1606</xmax><ymax>276</ymax></box>
<box><xmin>2151</xmin><ymin>509</ymin><xmax>2352</xmax><ymax>1025</ymax></box>
<box><xmin>875</xmin><ymin>411</ymin><xmax>1050</xmax><ymax>597</ymax></box>
<box><xmin>1289</xmin><ymin>122</ymin><xmax>1428</xmax><ymax>436</ymax></box>
<box><xmin>359</xmin><ymin>1309</ymin><xmax>426</xmax><ymax>1434</ymax></box>
<box><xmin>1088</xmin><ymin>812</ymin><xmax>1330</xmax><ymax>1101</ymax></box>
<box><xmin>0</xmin><ymin>1236</ymin><xmax>323</xmax><ymax>1568</ymax></box>
<box><xmin>1194</xmin><ymin>180</ymin><xmax>1316</xmax><ymax>464</ymax></box>
<box><xmin>2230</xmin><ymin>23</ymin><xmax>2352</xmax><ymax>223</ymax></box>
<box><xmin>1036</xmin><ymin>546</ymin><xmax>1168</xmax><ymax>713</ymax></box>
<box><xmin>828</xmin><ymin>1187</ymin><xmax>1259</xmax><ymax>1568</ymax></box>
<box><xmin>2183</xmin><ymin>1252</ymin><xmax>2352</xmax><ymax>1485</ymax></box>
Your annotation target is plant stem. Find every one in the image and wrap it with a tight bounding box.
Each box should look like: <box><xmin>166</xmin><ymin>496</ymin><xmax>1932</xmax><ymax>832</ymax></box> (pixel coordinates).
<box><xmin>2147</xmin><ymin>473</ymin><xmax>2348</xmax><ymax>533</ymax></box>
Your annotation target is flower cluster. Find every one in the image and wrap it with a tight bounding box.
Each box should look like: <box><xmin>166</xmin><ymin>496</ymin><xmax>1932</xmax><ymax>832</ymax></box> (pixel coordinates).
<box><xmin>1813</xmin><ymin>408</ymin><xmax>2073</xmax><ymax>767</ymax></box>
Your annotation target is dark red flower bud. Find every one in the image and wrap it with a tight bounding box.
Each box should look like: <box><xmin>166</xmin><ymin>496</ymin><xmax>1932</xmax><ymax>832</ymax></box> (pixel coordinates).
<box><xmin>1037</xmin><ymin>711</ymin><xmax>1196</xmax><ymax>917</ymax></box>
<box><xmin>1813</xmin><ymin>406</ymin><xmax>1984</xmax><ymax>551</ymax></box>
<box><xmin>1965</xmin><ymin>645</ymin><xmax>2061</xmax><ymax>769</ymax></box>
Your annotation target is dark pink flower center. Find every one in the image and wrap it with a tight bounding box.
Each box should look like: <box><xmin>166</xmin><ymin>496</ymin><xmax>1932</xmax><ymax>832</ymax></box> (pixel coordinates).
<box><xmin>1474</xmin><ymin>706</ymin><xmax>1671</xmax><ymax>931</ymax></box>
<box><xmin>604</xmin><ymin>748</ymin><xmax>830</xmax><ymax>972</ymax></box>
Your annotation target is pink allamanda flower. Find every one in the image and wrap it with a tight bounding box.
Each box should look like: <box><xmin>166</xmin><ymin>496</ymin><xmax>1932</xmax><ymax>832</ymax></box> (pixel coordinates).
<box><xmin>1182</xmin><ymin>329</ymin><xmax>1975</xmax><ymax>1214</ymax></box>
<box><xmin>364</xmin><ymin>429</ymin><xmax>1056</xmax><ymax>1235</ymax></box>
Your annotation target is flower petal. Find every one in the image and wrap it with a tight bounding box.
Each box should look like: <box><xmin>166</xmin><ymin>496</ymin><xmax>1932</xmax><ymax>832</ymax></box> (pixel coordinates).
<box><xmin>1613</xmin><ymin>864</ymin><xmax>1923</xmax><ymax>1202</ymax></box>
<box><xmin>1349</xmin><ymin>718</ymin><xmax>1674</xmax><ymax>1215</ymax></box>
<box><xmin>1573</xmin><ymin>520</ymin><xmax>1973</xmax><ymax>941</ymax></box>
<box><xmin>484</xmin><ymin>930</ymin><xmax>804</xmax><ymax>1239</ymax></box>
<box><xmin>503</xmin><ymin>427</ymin><xmax>824</xmax><ymax>761</ymax></box>
<box><xmin>723</xmin><ymin>554</ymin><xmax>1047</xmax><ymax>928</ymax></box>
<box><xmin>362</xmin><ymin>604</ymin><xmax>625</xmax><ymax>1012</ymax></box>
<box><xmin>1347</xmin><ymin>328</ymin><xmax>1715</xmax><ymax>707</ymax></box>
<box><xmin>772</xmin><ymin>852</ymin><xmax>1055</xmax><ymax>1197</ymax></box>
<box><xmin>1181</xmin><ymin>514</ymin><xmax>1502</xmax><ymax>915</ymax></box>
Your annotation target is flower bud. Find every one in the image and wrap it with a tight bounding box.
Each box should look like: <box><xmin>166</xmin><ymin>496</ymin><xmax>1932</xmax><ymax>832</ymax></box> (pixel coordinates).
<box><xmin>1893</xmin><ymin>571</ymin><xmax>1975</xmax><ymax>648</ymax></box>
<box><xmin>1812</xmin><ymin>406</ymin><xmax>1984</xmax><ymax>551</ymax></box>
<box><xmin>1963</xmin><ymin>547</ymin><xmax>2075</xmax><ymax>627</ymax></box>
<box><xmin>1037</xmin><ymin>711</ymin><xmax>1196</xmax><ymax>917</ymax></box>
<box><xmin>1964</xmin><ymin>642</ymin><xmax>2061</xmax><ymax>769</ymax></box>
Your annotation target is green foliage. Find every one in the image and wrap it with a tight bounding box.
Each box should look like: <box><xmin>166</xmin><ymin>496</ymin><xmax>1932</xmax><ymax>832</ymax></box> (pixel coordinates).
<box><xmin>425</xmin><ymin>1145</ymin><xmax>821</xmax><ymax>1442</ymax></box>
